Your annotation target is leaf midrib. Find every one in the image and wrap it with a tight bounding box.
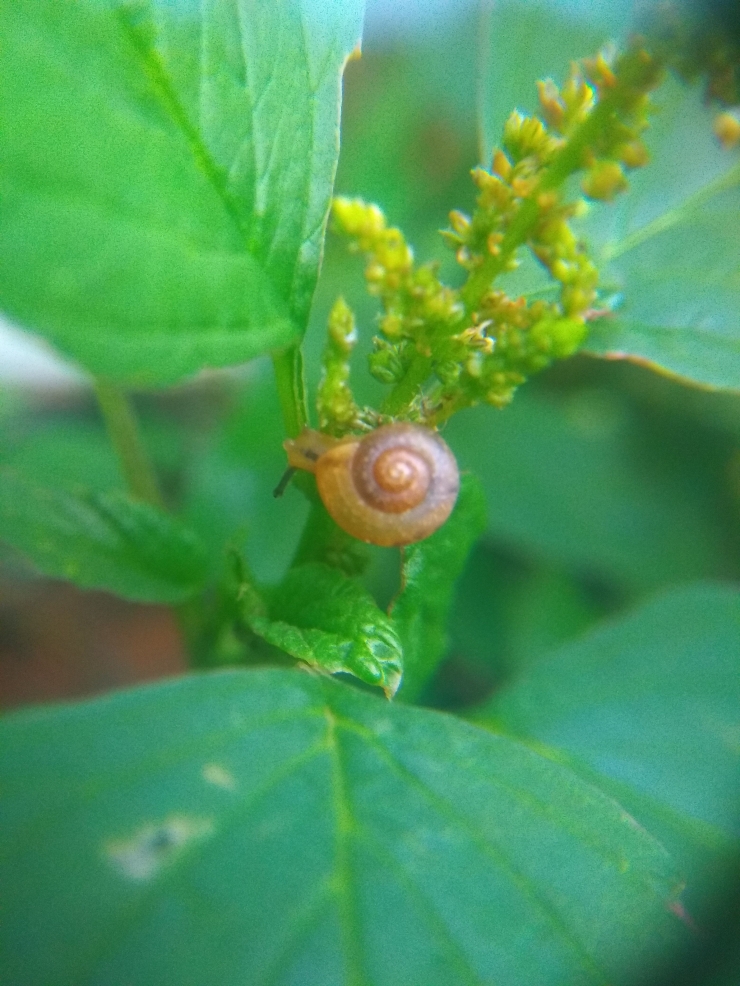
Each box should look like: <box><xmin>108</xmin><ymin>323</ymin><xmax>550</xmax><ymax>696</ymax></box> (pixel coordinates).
<box><xmin>603</xmin><ymin>158</ymin><xmax>740</xmax><ymax>262</ymax></box>
<box><xmin>114</xmin><ymin>6</ymin><xmax>273</xmax><ymax>284</ymax></box>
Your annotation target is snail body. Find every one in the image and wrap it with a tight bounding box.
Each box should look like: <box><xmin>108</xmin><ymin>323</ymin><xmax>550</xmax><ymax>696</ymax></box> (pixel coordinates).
<box><xmin>284</xmin><ymin>423</ymin><xmax>459</xmax><ymax>547</ymax></box>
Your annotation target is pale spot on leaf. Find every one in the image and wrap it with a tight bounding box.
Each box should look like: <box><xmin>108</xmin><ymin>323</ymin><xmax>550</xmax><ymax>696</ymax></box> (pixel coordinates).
<box><xmin>202</xmin><ymin>762</ymin><xmax>237</xmax><ymax>790</ymax></box>
<box><xmin>105</xmin><ymin>815</ymin><xmax>213</xmax><ymax>881</ymax></box>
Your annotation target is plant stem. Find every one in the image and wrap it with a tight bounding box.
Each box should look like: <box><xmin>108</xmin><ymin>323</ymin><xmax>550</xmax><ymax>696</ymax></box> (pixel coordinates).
<box><xmin>94</xmin><ymin>378</ymin><xmax>164</xmax><ymax>508</ymax></box>
<box><xmin>382</xmin><ymin>355</ymin><xmax>433</xmax><ymax>417</ymax></box>
<box><xmin>292</xmin><ymin>496</ymin><xmax>369</xmax><ymax>576</ymax></box>
<box><xmin>273</xmin><ymin>344</ymin><xmax>309</xmax><ymax>438</ymax></box>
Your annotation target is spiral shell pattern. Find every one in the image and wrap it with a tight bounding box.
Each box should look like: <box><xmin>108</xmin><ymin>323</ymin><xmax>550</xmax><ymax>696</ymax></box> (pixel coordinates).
<box><xmin>315</xmin><ymin>423</ymin><xmax>460</xmax><ymax>546</ymax></box>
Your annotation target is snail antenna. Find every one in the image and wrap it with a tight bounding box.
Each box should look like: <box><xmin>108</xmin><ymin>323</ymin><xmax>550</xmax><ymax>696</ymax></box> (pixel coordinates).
<box><xmin>273</xmin><ymin>466</ymin><xmax>297</xmax><ymax>498</ymax></box>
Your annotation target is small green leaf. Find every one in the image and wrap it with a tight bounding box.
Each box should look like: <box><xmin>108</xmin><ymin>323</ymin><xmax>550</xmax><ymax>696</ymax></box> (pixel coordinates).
<box><xmin>581</xmin><ymin>79</ymin><xmax>740</xmax><ymax>390</ymax></box>
<box><xmin>0</xmin><ymin>466</ymin><xmax>207</xmax><ymax>602</ymax></box>
<box><xmin>246</xmin><ymin>562</ymin><xmax>403</xmax><ymax>696</ymax></box>
<box><xmin>477</xmin><ymin>582</ymin><xmax>740</xmax><ymax>892</ymax></box>
<box><xmin>392</xmin><ymin>474</ymin><xmax>487</xmax><ymax>701</ymax></box>
<box><xmin>0</xmin><ymin>0</ymin><xmax>363</xmax><ymax>383</ymax></box>
<box><xmin>0</xmin><ymin>668</ymin><xmax>685</xmax><ymax>986</ymax></box>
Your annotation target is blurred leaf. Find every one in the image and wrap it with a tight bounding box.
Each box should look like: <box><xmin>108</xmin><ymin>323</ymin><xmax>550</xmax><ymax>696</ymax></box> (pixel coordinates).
<box><xmin>0</xmin><ymin>0</ymin><xmax>363</xmax><ymax>383</ymax></box>
<box><xmin>337</xmin><ymin>20</ymin><xmax>477</xmax><ymax>232</ymax></box>
<box><xmin>0</xmin><ymin>667</ymin><xmax>686</xmax><ymax>986</ymax></box>
<box><xmin>499</xmin><ymin>565</ymin><xmax>605</xmax><ymax>669</ymax></box>
<box><xmin>247</xmin><ymin>562</ymin><xmax>403</xmax><ymax>696</ymax></box>
<box><xmin>446</xmin><ymin>390</ymin><xmax>731</xmax><ymax>590</ymax></box>
<box><xmin>392</xmin><ymin>474</ymin><xmax>487</xmax><ymax>701</ymax></box>
<box><xmin>581</xmin><ymin>80</ymin><xmax>740</xmax><ymax>390</ymax></box>
<box><xmin>0</xmin><ymin>419</ymin><xmax>123</xmax><ymax>493</ymax></box>
<box><xmin>449</xmin><ymin>546</ymin><xmax>609</xmax><ymax>689</ymax></box>
<box><xmin>0</xmin><ymin>414</ymin><xmax>187</xmax><ymax>496</ymax></box>
<box><xmin>182</xmin><ymin>363</ymin><xmax>309</xmax><ymax>584</ymax></box>
<box><xmin>477</xmin><ymin>582</ymin><xmax>740</xmax><ymax>896</ymax></box>
<box><xmin>0</xmin><ymin>467</ymin><xmax>207</xmax><ymax>602</ymax></box>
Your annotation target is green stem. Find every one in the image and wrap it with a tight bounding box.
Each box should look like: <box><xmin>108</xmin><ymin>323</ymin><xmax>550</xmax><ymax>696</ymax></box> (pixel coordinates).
<box><xmin>272</xmin><ymin>344</ymin><xmax>309</xmax><ymax>438</ymax></box>
<box><xmin>94</xmin><ymin>378</ymin><xmax>163</xmax><ymax>508</ymax></box>
<box><xmin>381</xmin><ymin>355</ymin><xmax>434</xmax><ymax>417</ymax></box>
<box><xmin>292</xmin><ymin>496</ymin><xmax>369</xmax><ymax>576</ymax></box>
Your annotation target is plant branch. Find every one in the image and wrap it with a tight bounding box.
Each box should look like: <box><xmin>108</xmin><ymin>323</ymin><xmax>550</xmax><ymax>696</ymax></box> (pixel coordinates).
<box><xmin>273</xmin><ymin>344</ymin><xmax>309</xmax><ymax>438</ymax></box>
<box><xmin>94</xmin><ymin>378</ymin><xmax>163</xmax><ymax>508</ymax></box>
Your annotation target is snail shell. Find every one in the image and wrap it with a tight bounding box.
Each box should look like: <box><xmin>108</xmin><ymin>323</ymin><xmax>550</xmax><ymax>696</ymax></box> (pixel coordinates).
<box><xmin>284</xmin><ymin>423</ymin><xmax>459</xmax><ymax>547</ymax></box>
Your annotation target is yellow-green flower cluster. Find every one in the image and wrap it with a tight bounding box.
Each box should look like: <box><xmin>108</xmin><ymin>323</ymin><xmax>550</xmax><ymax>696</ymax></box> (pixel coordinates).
<box><xmin>331</xmin><ymin>197</ymin><xmax>462</xmax><ymax>392</ymax></box>
<box><xmin>316</xmin><ymin>297</ymin><xmax>362</xmax><ymax>434</ymax></box>
<box><xmin>579</xmin><ymin>47</ymin><xmax>661</xmax><ymax>193</ymax></box>
<box><xmin>326</xmin><ymin>43</ymin><xmax>663</xmax><ymax>426</ymax></box>
<box><xmin>638</xmin><ymin>0</ymin><xmax>740</xmax><ymax>107</ymax></box>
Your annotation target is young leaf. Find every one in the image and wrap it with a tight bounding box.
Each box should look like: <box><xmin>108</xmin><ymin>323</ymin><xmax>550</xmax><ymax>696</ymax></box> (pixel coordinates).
<box><xmin>0</xmin><ymin>467</ymin><xmax>207</xmax><ymax>602</ymax></box>
<box><xmin>0</xmin><ymin>668</ymin><xmax>686</xmax><ymax>986</ymax></box>
<box><xmin>581</xmin><ymin>80</ymin><xmax>740</xmax><ymax>390</ymax></box>
<box><xmin>391</xmin><ymin>474</ymin><xmax>487</xmax><ymax>701</ymax></box>
<box><xmin>477</xmin><ymin>582</ymin><xmax>740</xmax><ymax>894</ymax></box>
<box><xmin>246</xmin><ymin>562</ymin><xmax>403</xmax><ymax>696</ymax></box>
<box><xmin>0</xmin><ymin>0</ymin><xmax>363</xmax><ymax>384</ymax></box>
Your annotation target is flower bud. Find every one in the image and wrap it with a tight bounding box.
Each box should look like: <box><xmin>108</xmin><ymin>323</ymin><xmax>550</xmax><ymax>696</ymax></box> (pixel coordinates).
<box><xmin>581</xmin><ymin>160</ymin><xmax>628</xmax><ymax>201</ymax></box>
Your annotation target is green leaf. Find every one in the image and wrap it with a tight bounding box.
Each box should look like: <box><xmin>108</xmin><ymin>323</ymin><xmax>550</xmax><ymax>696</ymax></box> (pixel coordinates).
<box><xmin>392</xmin><ymin>474</ymin><xmax>487</xmax><ymax>701</ymax></box>
<box><xmin>0</xmin><ymin>0</ymin><xmax>363</xmax><ymax>384</ymax></box>
<box><xmin>447</xmin><ymin>546</ymin><xmax>608</xmax><ymax>690</ymax></box>
<box><xmin>477</xmin><ymin>582</ymin><xmax>740</xmax><ymax>894</ymax></box>
<box><xmin>581</xmin><ymin>79</ymin><xmax>740</xmax><ymax>390</ymax></box>
<box><xmin>246</xmin><ymin>562</ymin><xmax>403</xmax><ymax>696</ymax></box>
<box><xmin>0</xmin><ymin>668</ymin><xmax>686</xmax><ymax>986</ymax></box>
<box><xmin>0</xmin><ymin>466</ymin><xmax>207</xmax><ymax>602</ymax></box>
<box><xmin>0</xmin><ymin>414</ymin><xmax>186</xmax><ymax>496</ymax></box>
<box><xmin>446</xmin><ymin>391</ymin><xmax>730</xmax><ymax>590</ymax></box>
<box><xmin>177</xmin><ymin>360</ymin><xmax>312</xmax><ymax>586</ymax></box>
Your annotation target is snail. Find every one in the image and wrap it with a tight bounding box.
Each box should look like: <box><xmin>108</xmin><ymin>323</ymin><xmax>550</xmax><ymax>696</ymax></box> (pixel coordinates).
<box><xmin>281</xmin><ymin>423</ymin><xmax>460</xmax><ymax>547</ymax></box>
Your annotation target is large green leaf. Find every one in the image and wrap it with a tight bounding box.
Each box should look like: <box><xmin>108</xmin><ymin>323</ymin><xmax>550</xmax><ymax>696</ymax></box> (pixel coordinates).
<box><xmin>477</xmin><ymin>583</ymin><xmax>740</xmax><ymax>893</ymax></box>
<box><xmin>0</xmin><ymin>466</ymin><xmax>207</xmax><ymax>602</ymax></box>
<box><xmin>0</xmin><ymin>668</ymin><xmax>687</xmax><ymax>986</ymax></box>
<box><xmin>446</xmin><ymin>391</ymin><xmax>730</xmax><ymax>590</ymax></box>
<box><xmin>0</xmin><ymin>0</ymin><xmax>363</xmax><ymax>384</ymax></box>
<box><xmin>581</xmin><ymin>80</ymin><xmax>740</xmax><ymax>390</ymax></box>
<box><xmin>392</xmin><ymin>474</ymin><xmax>487</xmax><ymax>701</ymax></box>
<box><xmin>246</xmin><ymin>562</ymin><xmax>403</xmax><ymax>697</ymax></box>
